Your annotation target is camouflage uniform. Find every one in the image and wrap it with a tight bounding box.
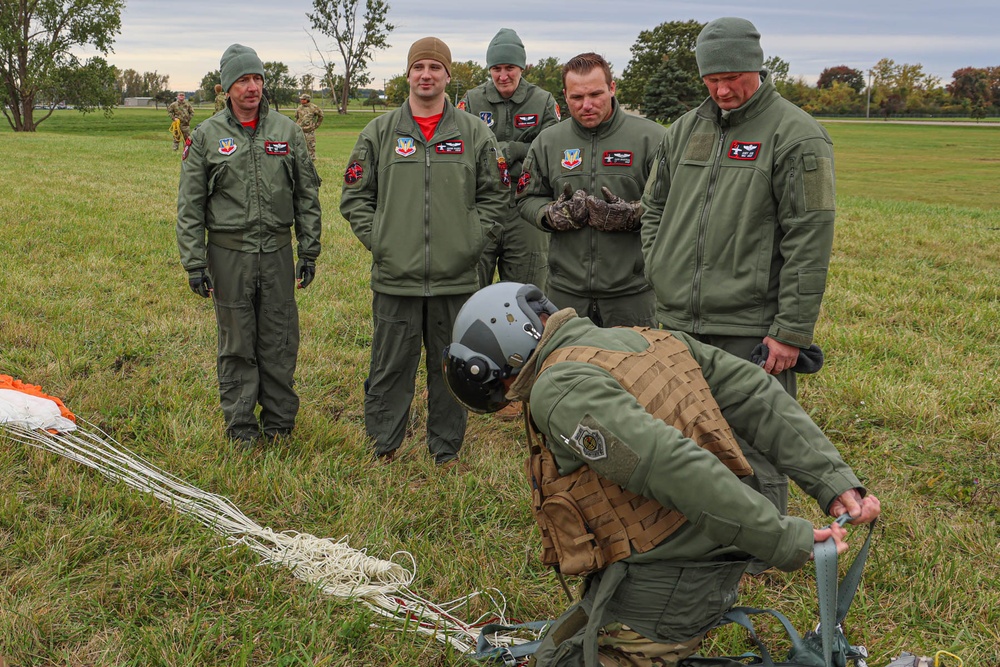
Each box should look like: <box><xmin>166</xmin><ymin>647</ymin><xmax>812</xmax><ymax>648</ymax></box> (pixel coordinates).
<box><xmin>168</xmin><ymin>97</ymin><xmax>195</xmax><ymax>150</ymax></box>
<box><xmin>214</xmin><ymin>92</ymin><xmax>227</xmax><ymax>113</ymax></box>
<box><xmin>295</xmin><ymin>95</ymin><xmax>325</xmax><ymax>160</ymax></box>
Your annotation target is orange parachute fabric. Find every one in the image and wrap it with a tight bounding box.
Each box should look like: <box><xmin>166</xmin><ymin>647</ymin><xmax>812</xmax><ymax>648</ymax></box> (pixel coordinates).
<box><xmin>0</xmin><ymin>375</ymin><xmax>77</xmax><ymax>431</ymax></box>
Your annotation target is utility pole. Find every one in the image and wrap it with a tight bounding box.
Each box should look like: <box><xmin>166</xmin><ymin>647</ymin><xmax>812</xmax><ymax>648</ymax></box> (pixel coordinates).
<box><xmin>866</xmin><ymin>68</ymin><xmax>873</xmax><ymax>119</ymax></box>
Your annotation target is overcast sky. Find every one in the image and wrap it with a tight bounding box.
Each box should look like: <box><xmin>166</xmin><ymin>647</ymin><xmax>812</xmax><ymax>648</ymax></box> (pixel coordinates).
<box><xmin>87</xmin><ymin>1</ymin><xmax>999</xmax><ymax>92</ymax></box>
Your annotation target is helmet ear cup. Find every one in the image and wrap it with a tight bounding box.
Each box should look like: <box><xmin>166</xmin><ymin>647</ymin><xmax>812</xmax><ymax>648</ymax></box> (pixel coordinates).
<box><xmin>442</xmin><ymin>343</ymin><xmax>510</xmax><ymax>414</ymax></box>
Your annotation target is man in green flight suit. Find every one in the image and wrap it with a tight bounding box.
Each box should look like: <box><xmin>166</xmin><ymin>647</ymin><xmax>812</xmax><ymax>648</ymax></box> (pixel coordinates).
<box><xmin>168</xmin><ymin>92</ymin><xmax>194</xmax><ymax>151</ymax></box>
<box><xmin>516</xmin><ymin>53</ymin><xmax>664</xmax><ymax>329</ymax></box>
<box><xmin>177</xmin><ymin>44</ymin><xmax>322</xmax><ymax>446</ymax></box>
<box><xmin>340</xmin><ymin>37</ymin><xmax>508</xmax><ymax>467</ymax></box>
<box><xmin>459</xmin><ymin>28</ymin><xmax>560</xmax><ymax>291</ymax></box>
<box><xmin>443</xmin><ymin>282</ymin><xmax>881</xmax><ymax>667</ymax></box>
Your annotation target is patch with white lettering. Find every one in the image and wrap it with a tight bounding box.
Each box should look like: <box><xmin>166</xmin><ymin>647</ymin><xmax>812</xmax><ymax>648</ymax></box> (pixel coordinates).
<box><xmin>602</xmin><ymin>150</ymin><xmax>633</xmax><ymax>166</ymax></box>
<box><xmin>479</xmin><ymin>111</ymin><xmax>495</xmax><ymax>128</ymax></box>
<box><xmin>516</xmin><ymin>171</ymin><xmax>531</xmax><ymax>194</ymax></box>
<box><xmin>395</xmin><ymin>137</ymin><xmax>417</xmax><ymax>157</ymax></box>
<box><xmin>344</xmin><ymin>160</ymin><xmax>364</xmax><ymax>185</ymax></box>
<box><xmin>570</xmin><ymin>423</ymin><xmax>607</xmax><ymax>460</ymax></box>
<box><xmin>435</xmin><ymin>140</ymin><xmax>465</xmax><ymax>154</ymax></box>
<box><xmin>728</xmin><ymin>141</ymin><xmax>761</xmax><ymax>161</ymax></box>
<box><xmin>514</xmin><ymin>114</ymin><xmax>539</xmax><ymax>128</ymax></box>
<box><xmin>561</xmin><ymin>148</ymin><xmax>583</xmax><ymax>170</ymax></box>
<box><xmin>265</xmin><ymin>141</ymin><xmax>289</xmax><ymax>155</ymax></box>
<box><xmin>218</xmin><ymin>137</ymin><xmax>237</xmax><ymax>156</ymax></box>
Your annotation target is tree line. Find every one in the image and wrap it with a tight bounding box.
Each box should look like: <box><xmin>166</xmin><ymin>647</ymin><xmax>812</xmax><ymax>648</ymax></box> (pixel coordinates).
<box><xmin>3</xmin><ymin>4</ymin><xmax>996</xmax><ymax>132</ymax></box>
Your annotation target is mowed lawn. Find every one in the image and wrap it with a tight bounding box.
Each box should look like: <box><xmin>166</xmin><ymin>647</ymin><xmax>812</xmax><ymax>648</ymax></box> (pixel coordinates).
<box><xmin>0</xmin><ymin>108</ymin><xmax>998</xmax><ymax>666</ymax></box>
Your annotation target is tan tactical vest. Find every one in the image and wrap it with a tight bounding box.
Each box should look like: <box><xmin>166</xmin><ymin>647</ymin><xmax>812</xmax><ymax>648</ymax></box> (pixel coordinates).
<box><xmin>525</xmin><ymin>328</ymin><xmax>753</xmax><ymax>576</ymax></box>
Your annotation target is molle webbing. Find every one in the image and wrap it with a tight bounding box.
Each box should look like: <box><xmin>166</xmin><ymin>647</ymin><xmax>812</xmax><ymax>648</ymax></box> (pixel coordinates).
<box><xmin>542</xmin><ymin>328</ymin><xmax>751</xmax><ymax>477</ymax></box>
<box><xmin>526</xmin><ymin>329</ymin><xmax>751</xmax><ymax>574</ymax></box>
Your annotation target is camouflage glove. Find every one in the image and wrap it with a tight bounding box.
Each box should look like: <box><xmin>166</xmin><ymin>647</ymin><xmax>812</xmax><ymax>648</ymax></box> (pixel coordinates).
<box><xmin>187</xmin><ymin>269</ymin><xmax>213</xmax><ymax>298</ymax></box>
<box><xmin>296</xmin><ymin>258</ymin><xmax>316</xmax><ymax>289</ymax></box>
<box><xmin>544</xmin><ymin>183</ymin><xmax>590</xmax><ymax>231</ymax></box>
<box><xmin>586</xmin><ymin>186</ymin><xmax>643</xmax><ymax>232</ymax></box>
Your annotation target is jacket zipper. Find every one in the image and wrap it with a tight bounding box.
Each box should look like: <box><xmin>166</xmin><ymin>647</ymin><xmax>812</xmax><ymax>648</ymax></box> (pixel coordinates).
<box><xmin>692</xmin><ymin>128</ymin><xmax>728</xmax><ymax>332</ymax></box>
<box><xmin>424</xmin><ymin>143</ymin><xmax>432</xmax><ymax>296</ymax></box>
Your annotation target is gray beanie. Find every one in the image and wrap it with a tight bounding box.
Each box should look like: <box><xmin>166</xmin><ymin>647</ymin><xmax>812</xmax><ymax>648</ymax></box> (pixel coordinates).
<box><xmin>486</xmin><ymin>28</ymin><xmax>526</xmax><ymax>69</ymax></box>
<box><xmin>220</xmin><ymin>44</ymin><xmax>265</xmax><ymax>92</ymax></box>
<box><xmin>695</xmin><ymin>17</ymin><xmax>764</xmax><ymax>77</ymax></box>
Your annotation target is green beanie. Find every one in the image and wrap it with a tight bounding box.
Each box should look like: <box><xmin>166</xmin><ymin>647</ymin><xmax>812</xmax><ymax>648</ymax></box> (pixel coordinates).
<box><xmin>486</xmin><ymin>28</ymin><xmax>526</xmax><ymax>69</ymax></box>
<box><xmin>695</xmin><ymin>17</ymin><xmax>764</xmax><ymax>77</ymax></box>
<box><xmin>220</xmin><ymin>44</ymin><xmax>265</xmax><ymax>92</ymax></box>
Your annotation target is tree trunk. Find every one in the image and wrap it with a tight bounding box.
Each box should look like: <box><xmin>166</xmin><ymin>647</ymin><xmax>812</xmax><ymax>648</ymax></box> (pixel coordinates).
<box><xmin>339</xmin><ymin>75</ymin><xmax>350</xmax><ymax>114</ymax></box>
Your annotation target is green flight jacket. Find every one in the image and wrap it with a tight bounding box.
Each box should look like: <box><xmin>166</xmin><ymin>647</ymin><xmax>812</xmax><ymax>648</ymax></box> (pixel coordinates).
<box><xmin>517</xmin><ymin>99</ymin><xmax>665</xmax><ymax>299</ymax></box>
<box><xmin>459</xmin><ymin>78</ymin><xmax>560</xmax><ymax>205</ymax></box>
<box><xmin>509</xmin><ymin>310</ymin><xmax>863</xmax><ymax>572</ymax></box>
<box><xmin>339</xmin><ymin>99</ymin><xmax>509</xmax><ymax>297</ymax></box>
<box><xmin>176</xmin><ymin>98</ymin><xmax>322</xmax><ymax>271</ymax></box>
<box><xmin>640</xmin><ymin>74</ymin><xmax>836</xmax><ymax>348</ymax></box>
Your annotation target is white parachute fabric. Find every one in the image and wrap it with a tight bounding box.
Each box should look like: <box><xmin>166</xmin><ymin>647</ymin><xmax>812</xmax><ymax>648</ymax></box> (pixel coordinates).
<box><xmin>3</xmin><ymin>406</ymin><xmax>530</xmax><ymax>656</ymax></box>
<box><xmin>0</xmin><ymin>387</ymin><xmax>77</xmax><ymax>432</ymax></box>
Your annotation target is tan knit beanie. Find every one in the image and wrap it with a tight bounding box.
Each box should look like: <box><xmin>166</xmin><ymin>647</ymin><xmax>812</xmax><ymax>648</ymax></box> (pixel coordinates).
<box><xmin>407</xmin><ymin>37</ymin><xmax>452</xmax><ymax>76</ymax></box>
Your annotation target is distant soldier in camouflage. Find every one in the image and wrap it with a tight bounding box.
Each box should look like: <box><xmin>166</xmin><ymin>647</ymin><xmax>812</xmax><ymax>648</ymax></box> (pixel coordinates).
<box><xmin>213</xmin><ymin>84</ymin><xmax>227</xmax><ymax>113</ymax></box>
<box><xmin>295</xmin><ymin>93</ymin><xmax>325</xmax><ymax>160</ymax></box>
<box><xmin>168</xmin><ymin>92</ymin><xmax>194</xmax><ymax>151</ymax></box>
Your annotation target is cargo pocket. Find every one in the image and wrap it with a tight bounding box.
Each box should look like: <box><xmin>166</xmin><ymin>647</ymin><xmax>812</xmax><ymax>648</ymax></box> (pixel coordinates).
<box><xmin>653</xmin><ymin>561</ymin><xmax>745</xmax><ymax>640</ymax></box>
<box><xmin>540</xmin><ymin>492</ymin><xmax>605</xmax><ymax>576</ymax></box>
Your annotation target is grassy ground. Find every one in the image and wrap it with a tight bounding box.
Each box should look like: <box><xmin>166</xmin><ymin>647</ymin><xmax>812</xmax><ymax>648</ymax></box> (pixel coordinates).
<box><xmin>1</xmin><ymin>109</ymin><xmax>998</xmax><ymax>666</ymax></box>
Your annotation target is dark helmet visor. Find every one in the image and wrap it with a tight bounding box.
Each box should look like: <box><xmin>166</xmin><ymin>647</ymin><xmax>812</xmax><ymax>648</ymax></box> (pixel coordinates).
<box><xmin>442</xmin><ymin>343</ymin><xmax>510</xmax><ymax>414</ymax></box>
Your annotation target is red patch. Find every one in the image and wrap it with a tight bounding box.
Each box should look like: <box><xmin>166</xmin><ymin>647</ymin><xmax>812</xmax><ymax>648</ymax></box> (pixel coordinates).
<box><xmin>728</xmin><ymin>141</ymin><xmax>761</xmax><ymax>161</ymax></box>
<box><xmin>516</xmin><ymin>171</ymin><xmax>531</xmax><ymax>195</ymax></box>
<box><xmin>514</xmin><ymin>114</ymin><xmax>539</xmax><ymax>128</ymax></box>
<box><xmin>344</xmin><ymin>161</ymin><xmax>364</xmax><ymax>185</ymax></box>
<box><xmin>182</xmin><ymin>137</ymin><xmax>192</xmax><ymax>161</ymax></box>
<box><xmin>265</xmin><ymin>141</ymin><xmax>290</xmax><ymax>155</ymax></box>
<box><xmin>457</xmin><ymin>100</ymin><xmax>467</xmax><ymax>111</ymax></box>
<box><xmin>435</xmin><ymin>140</ymin><xmax>465</xmax><ymax>154</ymax></box>
<box><xmin>497</xmin><ymin>156</ymin><xmax>510</xmax><ymax>187</ymax></box>
<box><xmin>602</xmin><ymin>150</ymin><xmax>633</xmax><ymax>166</ymax></box>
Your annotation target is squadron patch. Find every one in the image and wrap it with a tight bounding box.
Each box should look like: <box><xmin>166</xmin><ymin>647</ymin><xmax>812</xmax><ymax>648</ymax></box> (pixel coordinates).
<box><xmin>182</xmin><ymin>137</ymin><xmax>192</xmax><ymax>161</ymax></box>
<box><xmin>570</xmin><ymin>423</ymin><xmax>607</xmax><ymax>460</ymax></box>
<box><xmin>514</xmin><ymin>114</ymin><xmax>539</xmax><ymax>128</ymax></box>
<box><xmin>218</xmin><ymin>137</ymin><xmax>237</xmax><ymax>156</ymax></box>
<box><xmin>602</xmin><ymin>150</ymin><xmax>633</xmax><ymax>166</ymax></box>
<box><xmin>435</xmin><ymin>140</ymin><xmax>464</xmax><ymax>154</ymax></box>
<box><xmin>516</xmin><ymin>171</ymin><xmax>531</xmax><ymax>194</ymax></box>
<box><xmin>395</xmin><ymin>137</ymin><xmax>417</xmax><ymax>157</ymax></box>
<box><xmin>344</xmin><ymin>160</ymin><xmax>364</xmax><ymax>185</ymax></box>
<box><xmin>497</xmin><ymin>155</ymin><xmax>510</xmax><ymax>187</ymax></box>
<box><xmin>728</xmin><ymin>141</ymin><xmax>762</xmax><ymax>161</ymax></box>
<box><xmin>561</xmin><ymin>148</ymin><xmax>583</xmax><ymax>170</ymax></box>
<box><xmin>265</xmin><ymin>141</ymin><xmax>289</xmax><ymax>155</ymax></box>
<box><xmin>479</xmin><ymin>111</ymin><xmax>495</xmax><ymax>128</ymax></box>
<box><xmin>457</xmin><ymin>100</ymin><xmax>467</xmax><ymax>111</ymax></box>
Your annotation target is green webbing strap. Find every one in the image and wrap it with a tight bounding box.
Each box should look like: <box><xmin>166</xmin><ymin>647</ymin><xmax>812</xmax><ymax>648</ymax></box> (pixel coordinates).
<box><xmin>813</xmin><ymin>513</ymin><xmax>876</xmax><ymax>667</ymax></box>
<box><xmin>583</xmin><ymin>561</ymin><xmax>628</xmax><ymax>667</ymax></box>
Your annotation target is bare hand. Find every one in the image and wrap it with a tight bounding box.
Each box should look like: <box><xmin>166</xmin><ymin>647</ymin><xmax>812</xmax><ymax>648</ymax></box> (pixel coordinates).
<box><xmin>761</xmin><ymin>336</ymin><xmax>800</xmax><ymax>375</ymax></box>
<box><xmin>829</xmin><ymin>489</ymin><xmax>881</xmax><ymax>525</ymax></box>
<box><xmin>813</xmin><ymin>521</ymin><xmax>849</xmax><ymax>556</ymax></box>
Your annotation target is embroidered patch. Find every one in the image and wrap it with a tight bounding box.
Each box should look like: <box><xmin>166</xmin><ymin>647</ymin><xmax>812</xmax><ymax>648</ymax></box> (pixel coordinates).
<box><xmin>561</xmin><ymin>148</ymin><xmax>582</xmax><ymax>170</ymax></box>
<box><xmin>516</xmin><ymin>171</ymin><xmax>531</xmax><ymax>194</ymax></box>
<box><xmin>344</xmin><ymin>160</ymin><xmax>364</xmax><ymax>185</ymax></box>
<box><xmin>728</xmin><ymin>141</ymin><xmax>761</xmax><ymax>161</ymax></box>
<box><xmin>395</xmin><ymin>137</ymin><xmax>417</xmax><ymax>157</ymax></box>
<box><xmin>182</xmin><ymin>137</ymin><xmax>192</xmax><ymax>161</ymax></box>
<box><xmin>554</xmin><ymin>104</ymin><xmax>561</xmax><ymax>121</ymax></box>
<box><xmin>497</xmin><ymin>156</ymin><xmax>510</xmax><ymax>187</ymax></box>
<box><xmin>514</xmin><ymin>114</ymin><xmax>539</xmax><ymax>128</ymax></box>
<box><xmin>570</xmin><ymin>423</ymin><xmax>607</xmax><ymax>460</ymax></box>
<box><xmin>479</xmin><ymin>111</ymin><xmax>495</xmax><ymax>128</ymax></box>
<box><xmin>435</xmin><ymin>140</ymin><xmax>464</xmax><ymax>154</ymax></box>
<box><xmin>265</xmin><ymin>141</ymin><xmax>289</xmax><ymax>155</ymax></box>
<box><xmin>602</xmin><ymin>150</ymin><xmax>633</xmax><ymax>166</ymax></box>
<box><xmin>218</xmin><ymin>137</ymin><xmax>237</xmax><ymax>156</ymax></box>
<box><xmin>457</xmin><ymin>100</ymin><xmax>467</xmax><ymax>111</ymax></box>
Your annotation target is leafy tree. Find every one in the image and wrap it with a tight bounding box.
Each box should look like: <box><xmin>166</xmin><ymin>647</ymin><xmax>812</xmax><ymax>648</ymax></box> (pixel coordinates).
<box><xmin>870</xmin><ymin>58</ymin><xmax>941</xmax><ymax>114</ymax></box>
<box><xmin>263</xmin><ymin>61</ymin><xmax>299</xmax><ymax>109</ymax></box>
<box><xmin>807</xmin><ymin>81</ymin><xmax>863</xmax><ymax>116</ymax></box>
<box><xmin>447</xmin><ymin>60</ymin><xmax>486</xmax><ymax>106</ymax></box>
<box><xmin>817</xmin><ymin>65</ymin><xmax>864</xmax><ymax>93</ymax></box>
<box><xmin>200</xmin><ymin>69</ymin><xmax>222</xmax><ymax>100</ymax></box>
<box><xmin>308</xmin><ymin>0</ymin><xmax>395</xmax><ymax>114</ymax></box>
<box><xmin>764</xmin><ymin>56</ymin><xmax>790</xmax><ymax>85</ymax></box>
<box><xmin>776</xmin><ymin>77</ymin><xmax>818</xmax><ymax>110</ymax></box>
<box><xmin>523</xmin><ymin>56</ymin><xmax>565</xmax><ymax>115</ymax></box>
<box><xmin>300</xmin><ymin>73</ymin><xmax>316</xmax><ymax>96</ymax></box>
<box><xmin>619</xmin><ymin>20</ymin><xmax>704</xmax><ymax>110</ymax></box>
<box><xmin>366</xmin><ymin>89</ymin><xmax>385</xmax><ymax>112</ymax></box>
<box><xmin>642</xmin><ymin>58</ymin><xmax>702</xmax><ymax>123</ymax></box>
<box><xmin>383</xmin><ymin>73</ymin><xmax>407</xmax><ymax>105</ymax></box>
<box><xmin>0</xmin><ymin>0</ymin><xmax>125</xmax><ymax>131</ymax></box>
<box><xmin>948</xmin><ymin>67</ymin><xmax>992</xmax><ymax>111</ymax></box>
<box><xmin>878</xmin><ymin>92</ymin><xmax>904</xmax><ymax>119</ymax></box>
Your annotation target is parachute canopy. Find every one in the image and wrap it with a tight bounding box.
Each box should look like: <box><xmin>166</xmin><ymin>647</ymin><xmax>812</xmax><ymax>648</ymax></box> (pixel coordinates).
<box><xmin>0</xmin><ymin>375</ymin><xmax>77</xmax><ymax>433</ymax></box>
